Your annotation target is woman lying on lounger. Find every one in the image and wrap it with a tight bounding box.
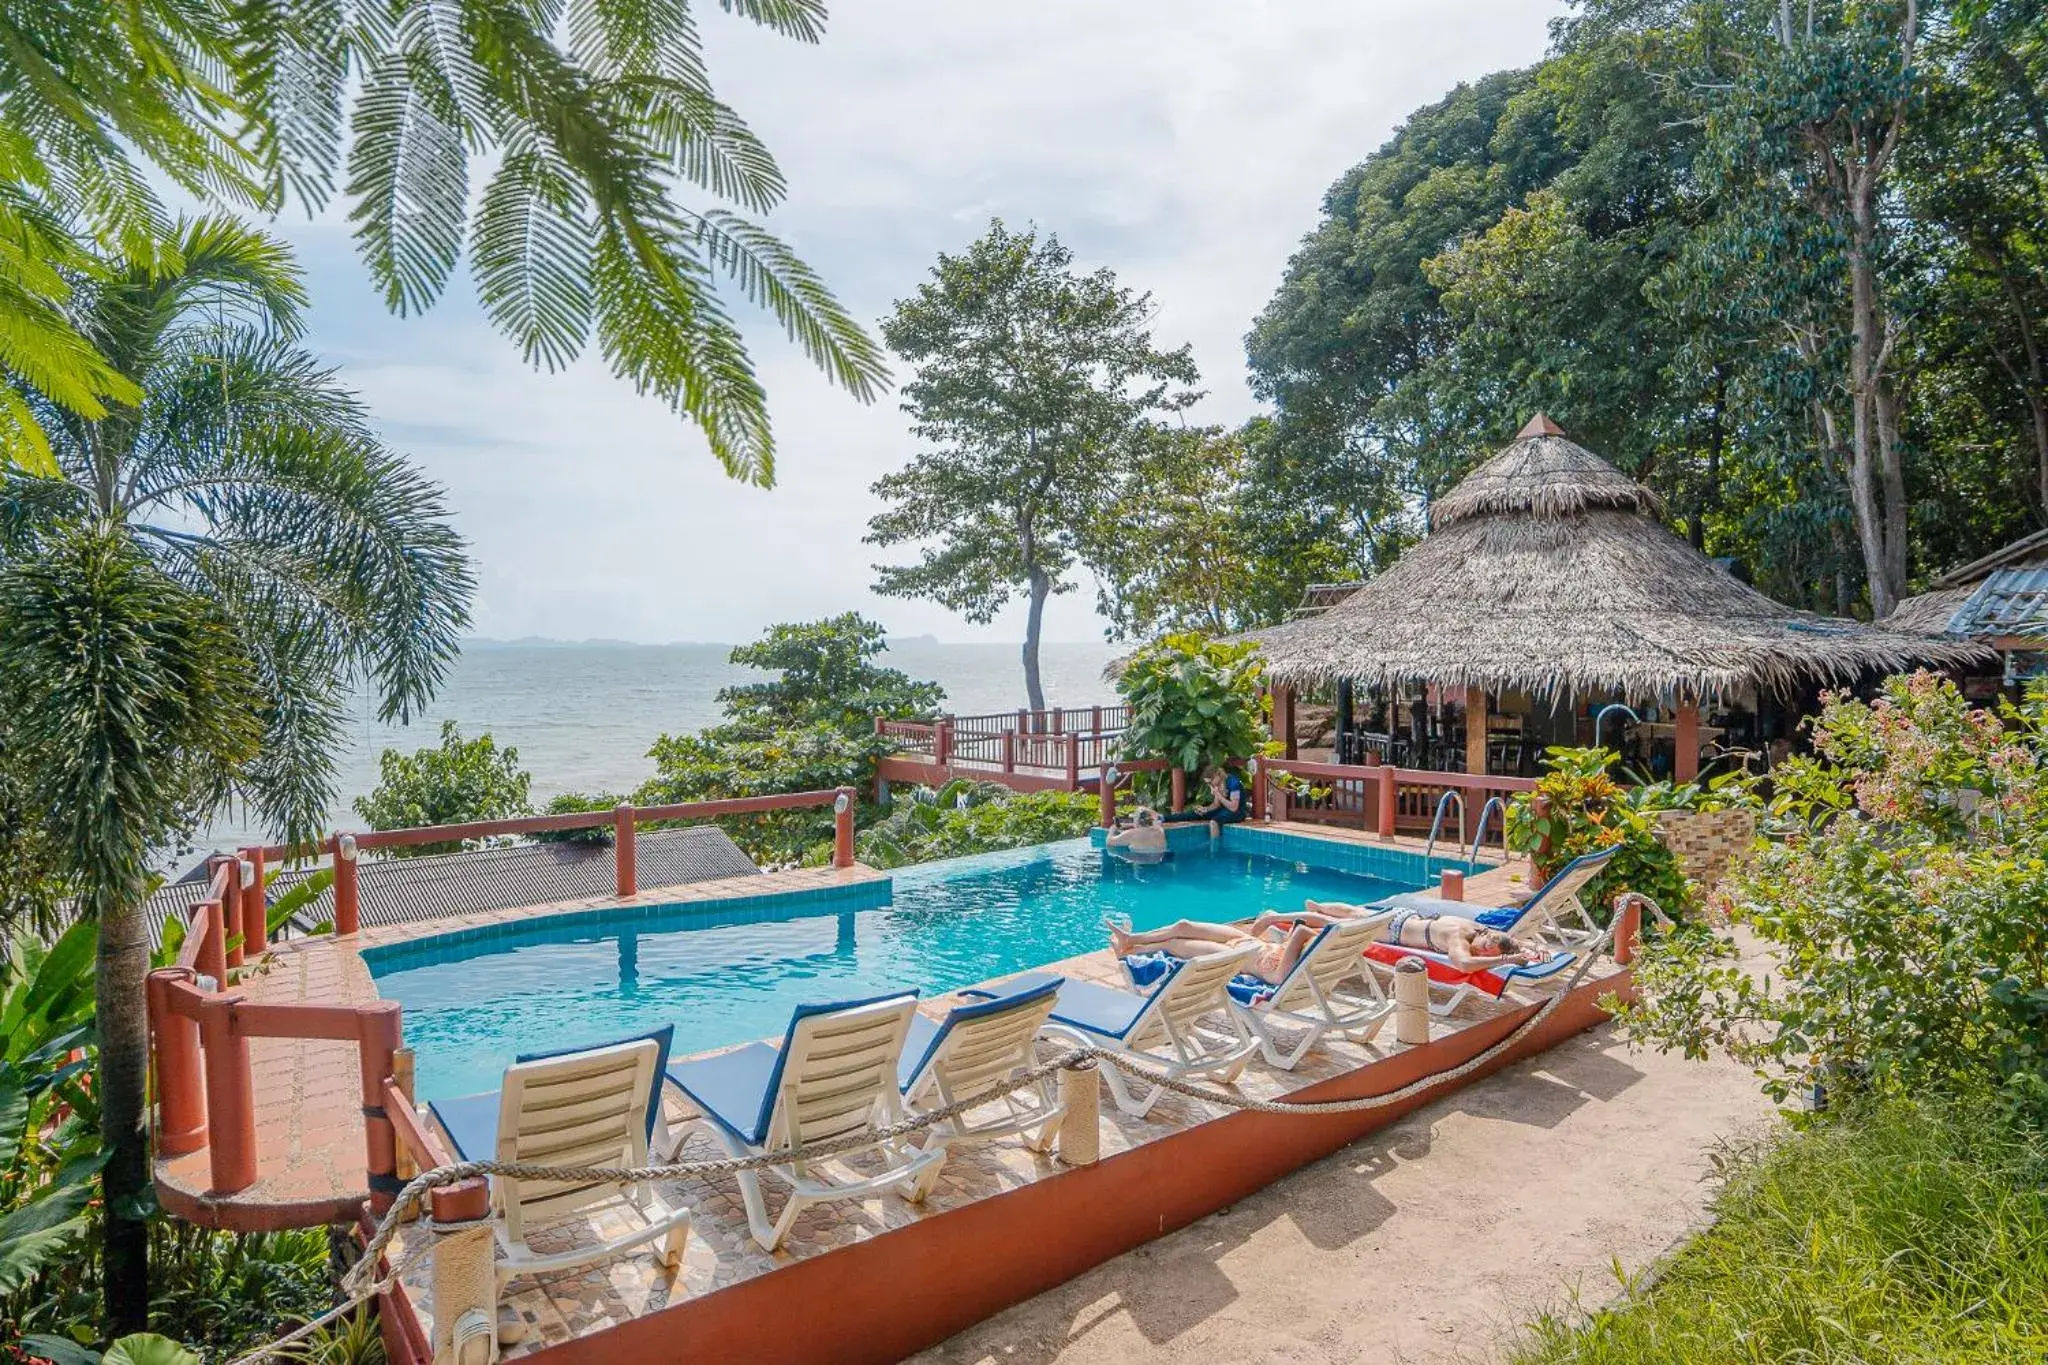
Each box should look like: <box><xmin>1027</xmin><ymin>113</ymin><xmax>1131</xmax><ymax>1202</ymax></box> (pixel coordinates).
<box><xmin>1107</xmin><ymin>911</ymin><xmax>1345</xmax><ymax>987</ymax></box>
<box><xmin>1302</xmin><ymin>900</ymin><xmax>1548</xmax><ymax>971</ymax></box>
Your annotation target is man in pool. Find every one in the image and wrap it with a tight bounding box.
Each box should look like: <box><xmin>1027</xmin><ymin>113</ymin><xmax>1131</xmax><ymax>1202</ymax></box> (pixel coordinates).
<box><xmin>1106</xmin><ymin>909</ymin><xmax>1348</xmax><ymax>986</ymax></box>
<box><xmin>1105</xmin><ymin>806</ymin><xmax>1168</xmax><ymax>860</ymax></box>
<box><xmin>1303</xmin><ymin>899</ymin><xmax>1549</xmax><ymax>971</ymax></box>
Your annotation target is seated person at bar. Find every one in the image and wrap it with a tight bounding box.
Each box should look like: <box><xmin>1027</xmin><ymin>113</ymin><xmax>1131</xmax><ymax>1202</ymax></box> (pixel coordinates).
<box><xmin>1302</xmin><ymin>900</ymin><xmax>1548</xmax><ymax>971</ymax></box>
<box><xmin>1163</xmin><ymin>766</ymin><xmax>1249</xmax><ymax>835</ymax></box>
<box><xmin>1105</xmin><ymin>806</ymin><xmax>1168</xmax><ymax>859</ymax></box>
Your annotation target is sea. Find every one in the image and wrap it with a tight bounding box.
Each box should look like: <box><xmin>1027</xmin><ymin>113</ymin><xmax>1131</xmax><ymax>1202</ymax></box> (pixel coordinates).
<box><xmin>194</xmin><ymin>638</ymin><xmax>1122</xmax><ymax>853</ymax></box>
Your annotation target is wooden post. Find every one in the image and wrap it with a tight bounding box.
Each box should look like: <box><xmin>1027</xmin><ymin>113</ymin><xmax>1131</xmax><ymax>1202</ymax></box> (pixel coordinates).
<box><xmin>199</xmin><ymin>994</ymin><xmax>257</xmax><ymax>1194</ymax></box>
<box><xmin>240</xmin><ymin>848</ymin><xmax>267</xmax><ymax>957</ymax></box>
<box><xmin>1098</xmin><ymin>773</ymin><xmax>1116</xmax><ymax>828</ymax></box>
<box><xmin>392</xmin><ymin>1047</ymin><xmax>418</xmax><ymax>1183</ymax></box>
<box><xmin>1376</xmin><ymin>765</ymin><xmax>1396</xmax><ymax>839</ymax></box>
<box><xmin>1002</xmin><ymin>731</ymin><xmax>1016</xmax><ymax>773</ymax></box>
<box><xmin>1438</xmin><ymin>869</ymin><xmax>1465</xmax><ymax>901</ymax></box>
<box><xmin>198</xmin><ymin>897</ymin><xmax>228</xmax><ymax>986</ymax></box>
<box><xmin>935</xmin><ymin>717</ymin><xmax>953</xmax><ymax>766</ymax></box>
<box><xmin>1090</xmin><ymin>704</ymin><xmax>1103</xmax><ymax>735</ymax></box>
<box><xmin>1674</xmin><ymin>699</ymin><xmax>1701</xmax><ymax>783</ymax></box>
<box><xmin>357</xmin><ymin>1002</ymin><xmax>404</xmax><ymax>1216</ymax></box>
<box><xmin>1252</xmin><ymin>761</ymin><xmax>1269</xmax><ymax>823</ymax></box>
<box><xmin>215</xmin><ymin>858</ymin><xmax>243</xmax><ymax>970</ymax></box>
<box><xmin>1465</xmin><ymin>685</ymin><xmax>1488</xmax><ymax>775</ymax></box>
<box><xmin>614</xmin><ymin>803</ymin><xmax>637</xmax><ymax>898</ymax></box>
<box><xmin>1272</xmin><ymin>684</ymin><xmax>1297</xmax><ymax>759</ymax></box>
<box><xmin>148</xmin><ymin>971</ymin><xmax>207</xmax><ymax>1156</ymax></box>
<box><xmin>331</xmin><ymin>835</ymin><xmax>359</xmax><ymax>936</ymax></box>
<box><xmin>833</xmin><ymin>788</ymin><xmax>856</xmax><ymax>868</ymax></box>
<box><xmin>1051</xmin><ymin>707</ymin><xmax>1063</xmax><ymax>735</ymax></box>
<box><xmin>1064</xmin><ymin>736</ymin><xmax>1081</xmax><ymax>789</ymax></box>
<box><xmin>1170</xmin><ymin>767</ymin><xmax>1187</xmax><ymax>812</ymax></box>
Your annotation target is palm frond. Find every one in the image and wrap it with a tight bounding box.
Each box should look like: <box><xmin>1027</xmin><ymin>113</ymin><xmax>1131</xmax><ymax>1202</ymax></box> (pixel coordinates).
<box><xmin>716</xmin><ymin>0</ymin><xmax>828</xmax><ymax>43</ymax></box>
<box><xmin>344</xmin><ymin>50</ymin><xmax>469</xmax><ymax>315</ymax></box>
<box><xmin>692</xmin><ymin>209</ymin><xmax>889</xmax><ymax>399</ymax></box>
<box><xmin>472</xmin><ymin>140</ymin><xmax>595</xmax><ymax>370</ymax></box>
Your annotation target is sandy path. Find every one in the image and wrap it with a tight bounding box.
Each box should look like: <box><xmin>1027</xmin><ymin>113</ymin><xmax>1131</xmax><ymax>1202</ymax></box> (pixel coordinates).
<box><xmin>914</xmin><ymin>1021</ymin><xmax>1776</xmax><ymax>1365</ymax></box>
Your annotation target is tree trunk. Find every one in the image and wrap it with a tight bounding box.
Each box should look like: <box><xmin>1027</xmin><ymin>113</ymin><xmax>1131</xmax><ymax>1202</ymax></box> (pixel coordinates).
<box><xmin>98</xmin><ymin>900</ymin><xmax>152</xmax><ymax>1334</ymax></box>
<box><xmin>1021</xmin><ymin>567</ymin><xmax>1051</xmax><ymax>713</ymax></box>
<box><xmin>1845</xmin><ymin>188</ymin><xmax>1904</xmax><ymax>618</ymax></box>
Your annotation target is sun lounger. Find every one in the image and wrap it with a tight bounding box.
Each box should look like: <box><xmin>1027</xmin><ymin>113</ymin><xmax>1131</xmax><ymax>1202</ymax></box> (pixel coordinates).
<box><xmin>429</xmin><ymin>1034</ymin><xmax>692</xmax><ymax>1291</ymax></box>
<box><xmin>662</xmin><ymin>993</ymin><xmax>941</xmax><ymax>1251</ymax></box>
<box><xmin>896</xmin><ymin>978</ymin><xmax>1065</xmax><ymax>1195</ymax></box>
<box><xmin>965</xmin><ymin>944</ymin><xmax>1262</xmax><ymax>1118</ymax></box>
<box><xmin>1121</xmin><ymin>913</ymin><xmax>1398</xmax><ymax>1069</ymax></box>
<box><xmin>1363</xmin><ymin>941</ymin><xmax>1580</xmax><ymax>1015</ymax></box>
<box><xmin>1371</xmin><ymin>845</ymin><xmax>1619</xmax><ymax>950</ymax></box>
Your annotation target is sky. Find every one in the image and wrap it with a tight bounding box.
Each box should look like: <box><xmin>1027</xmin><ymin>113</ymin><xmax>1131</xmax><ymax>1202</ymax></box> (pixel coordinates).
<box><xmin>271</xmin><ymin>0</ymin><xmax>1564</xmax><ymax>645</ymax></box>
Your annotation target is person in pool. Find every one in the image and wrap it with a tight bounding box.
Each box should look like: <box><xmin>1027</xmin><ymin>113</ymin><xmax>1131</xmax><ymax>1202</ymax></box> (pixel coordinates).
<box><xmin>1302</xmin><ymin>899</ymin><xmax>1548</xmax><ymax>971</ymax></box>
<box><xmin>1105</xmin><ymin>806</ymin><xmax>1168</xmax><ymax>859</ymax></box>
<box><xmin>1106</xmin><ymin>909</ymin><xmax>1349</xmax><ymax>986</ymax></box>
<box><xmin>1163</xmin><ymin>766</ymin><xmax>1249</xmax><ymax>836</ymax></box>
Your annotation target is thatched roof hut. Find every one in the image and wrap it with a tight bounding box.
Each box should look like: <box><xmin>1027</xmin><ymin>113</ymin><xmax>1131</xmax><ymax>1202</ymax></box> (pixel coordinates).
<box><xmin>1248</xmin><ymin>416</ymin><xmax>1986</xmax><ymax>701</ymax></box>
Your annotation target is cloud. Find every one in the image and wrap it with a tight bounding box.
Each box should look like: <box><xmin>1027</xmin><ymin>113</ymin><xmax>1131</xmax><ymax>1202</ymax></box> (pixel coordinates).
<box><xmin>276</xmin><ymin>0</ymin><xmax>1562</xmax><ymax>644</ymax></box>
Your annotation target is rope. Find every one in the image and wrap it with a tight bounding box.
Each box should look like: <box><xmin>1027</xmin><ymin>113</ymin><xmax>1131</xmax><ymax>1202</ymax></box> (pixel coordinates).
<box><xmin>233</xmin><ymin>921</ymin><xmax>1629</xmax><ymax>1363</ymax></box>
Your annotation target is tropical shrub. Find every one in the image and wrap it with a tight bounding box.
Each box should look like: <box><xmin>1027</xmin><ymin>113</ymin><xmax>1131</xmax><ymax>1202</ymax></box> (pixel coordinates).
<box><xmin>1620</xmin><ymin>674</ymin><xmax>2048</xmax><ymax>1119</ymax></box>
<box><xmin>354</xmin><ymin>722</ymin><xmax>532</xmax><ymax>856</ymax></box>
<box><xmin>1117</xmin><ymin>632</ymin><xmax>1266</xmax><ymax>781</ymax></box>
<box><xmin>530</xmin><ymin>792</ymin><xmax>625</xmax><ymax>847</ymax></box>
<box><xmin>640</xmin><ymin>616</ymin><xmax>945</xmax><ymax>866</ymax></box>
<box><xmin>1503</xmin><ymin>747</ymin><xmax>1695</xmax><ymax>921</ymax></box>
<box><xmin>855</xmin><ymin>782</ymin><xmax>1097</xmax><ymax>868</ymax></box>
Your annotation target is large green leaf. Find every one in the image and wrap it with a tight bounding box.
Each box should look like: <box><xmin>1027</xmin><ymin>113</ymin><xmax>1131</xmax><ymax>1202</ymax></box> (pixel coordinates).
<box><xmin>0</xmin><ymin>1173</ymin><xmax>94</xmax><ymax>1293</ymax></box>
<box><xmin>103</xmin><ymin>1335</ymin><xmax>202</xmax><ymax>1365</ymax></box>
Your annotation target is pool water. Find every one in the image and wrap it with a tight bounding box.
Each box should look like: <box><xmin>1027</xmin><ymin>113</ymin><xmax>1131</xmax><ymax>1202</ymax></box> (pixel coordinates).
<box><xmin>369</xmin><ymin>838</ymin><xmax>1424</xmax><ymax>1099</ymax></box>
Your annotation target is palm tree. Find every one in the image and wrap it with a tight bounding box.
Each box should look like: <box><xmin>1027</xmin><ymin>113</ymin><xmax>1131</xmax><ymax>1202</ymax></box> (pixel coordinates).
<box><xmin>0</xmin><ymin>216</ymin><xmax>472</xmax><ymax>1333</ymax></box>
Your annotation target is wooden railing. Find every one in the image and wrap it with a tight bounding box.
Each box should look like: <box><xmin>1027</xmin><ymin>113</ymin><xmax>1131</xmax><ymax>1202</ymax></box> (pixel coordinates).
<box><xmin>146</xmin><ymin>788</ymin><xmax>859</xmax><ymax>1206</ymax></box>
<box><xmin>875</xmin><ymin>706</ymin><xmax>1128</xmax><ymax>791</ymax></box>
<box><xmin>1260</xmin><ymin>758</ymin><xmax>1535</xmax><ymax>839</ymax></box>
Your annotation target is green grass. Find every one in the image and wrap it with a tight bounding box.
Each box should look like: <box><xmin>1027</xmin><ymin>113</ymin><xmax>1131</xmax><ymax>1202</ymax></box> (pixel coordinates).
<box><xmin>1507</xmin><ymin>1100</ymin><xmax>2048</xmax><ymax>1364</ymax></box>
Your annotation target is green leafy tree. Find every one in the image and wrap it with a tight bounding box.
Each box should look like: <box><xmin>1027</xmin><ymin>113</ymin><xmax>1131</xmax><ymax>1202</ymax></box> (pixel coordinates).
<box><xmin>856</xmin><ymin>781</ymin><xmax>1098</xmax><ymax>869</ymax></box>
<box><xmin>638</xmin><ymin>615</ymin><xmax>943</xmax><ymax>865</ymax></box>
<box><xmin>867</xmin><ymin>221</ymin><xmax>1199</xmax><ymax>709</ymax></box>
<box><xmin>354</xmin><ymin>722</ymin><xmax>533</xmax><ymax>856</ymax></box>
<box><xmin>1</xmin><ymin>0</ymin><xmax>886</xmax><ymax>482</ymax></box>
<box><xmin>0</xmin><ymin>220</ymin><xmax>470</xmax><ymax>1329</ymax></box>
<box><xmin>1116</xmin><ymin>633</ymin><xmax>1266</xmax><ymax>777</ymax></box>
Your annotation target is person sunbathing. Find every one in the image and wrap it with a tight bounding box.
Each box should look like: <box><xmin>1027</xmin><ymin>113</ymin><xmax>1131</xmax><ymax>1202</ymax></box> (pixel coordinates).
<box><xmin>1303</xmin><ymin>899</ymin><xmax>1547</xmax><ymax>971</ymax></box>
<box><xmin>1105</xmin><ymin>910</ymin><xmax>1347</xmax><ymax>986</ymax></box>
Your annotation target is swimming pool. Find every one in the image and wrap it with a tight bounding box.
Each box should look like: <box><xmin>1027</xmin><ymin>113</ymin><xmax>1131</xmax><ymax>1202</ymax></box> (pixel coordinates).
<box><xmin>367</xmin><ymin>834</ymin><xmax>1449</xmax><ymax>1099</ymax></box>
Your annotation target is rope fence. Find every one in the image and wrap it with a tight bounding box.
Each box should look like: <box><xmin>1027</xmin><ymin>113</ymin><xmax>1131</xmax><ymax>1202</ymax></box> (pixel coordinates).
<box><xmin>230</xmin><ymin>923</ymin><xmax>1625</xmax><ymax>1365</ymax></box>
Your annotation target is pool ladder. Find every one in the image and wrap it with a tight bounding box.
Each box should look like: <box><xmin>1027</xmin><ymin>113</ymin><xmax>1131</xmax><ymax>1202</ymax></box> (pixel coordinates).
<box><xmin>1421</xmin><ymin>791</ymin><xmax>1467</xmax><ymax>874</ymax></box>
<box><xmin>1468</xmin><ymin>796</ymin><xmax>1508</xmax><ymax>869</ymax></box>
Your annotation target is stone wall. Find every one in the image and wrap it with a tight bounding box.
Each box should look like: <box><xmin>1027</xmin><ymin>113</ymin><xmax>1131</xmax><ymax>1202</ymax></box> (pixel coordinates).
<box><xmin>1653</xmin><ymin>809</ymin><xmax>1757</xmax><ymax>893</ymax></box>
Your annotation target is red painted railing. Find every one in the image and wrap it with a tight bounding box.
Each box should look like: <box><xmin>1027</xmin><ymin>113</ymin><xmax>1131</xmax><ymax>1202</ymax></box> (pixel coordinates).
<box><xmin>877</xmin><ymin>706</ymin><xmax>1130</xmax><ymax>790</ymax></box>
<box><xmin>1261</xmin><ymin>758</ymin><xmax>1535</xmax><ymax>838</ymax></box>
<box><xmin>147</xmin><ymin>788</ymin><xmax>859</xmax><ymax>1205</ymax></box>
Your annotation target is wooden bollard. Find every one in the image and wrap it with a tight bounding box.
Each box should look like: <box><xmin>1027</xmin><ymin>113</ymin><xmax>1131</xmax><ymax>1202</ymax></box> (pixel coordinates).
<box><xmin>1438</xmin><ymin>869</ymin><xmax>1465</xmax><ymax>901</ymax></box>
<box><xmin>1057</xmin><ymin>1060</ymin><xmax>1100</xmax><ymax>1167</ymax></box>
<box><xmin>429</xmin><ymin>1220</ymin><xmax>502</xmax><ymax>1360</ymax></box>
<box><xmin>1393</xmin><ymin>958</ymin><xmax>1431</xmax><ymax>1045</ymax></box>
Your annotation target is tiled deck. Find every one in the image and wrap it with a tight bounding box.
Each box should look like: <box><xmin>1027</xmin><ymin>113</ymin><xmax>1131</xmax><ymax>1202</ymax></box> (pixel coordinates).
<box><xmin>155</xmin><ymin>826</ymin><xmax>1608</xmax><ymax>1362</ymax></box>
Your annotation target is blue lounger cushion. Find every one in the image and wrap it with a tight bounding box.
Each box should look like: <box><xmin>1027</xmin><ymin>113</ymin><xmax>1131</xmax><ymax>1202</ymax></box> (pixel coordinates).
<box><xmin>964</xmin><ymin>971</ymin><xmax>1157</xmax><ymax>1041</ymax></box>
<box><xmin>664</xmin><ymin>991</ymin><xmax>917</xmax><ymax>1148</ymax></box>
<box><xmin>1498</xmin><ymin>950</ymin><xmax>1578</xmax><ymax>983</ymax></box>
<box><xmin>429</xmin><ymin>1090</ymin><xmax>501</xmax><ymax>1163</ymax></box>
<box><xmin>1122</xmin><ymin>952</ymin><xmax>1274</xmax><ymax>1006</ymax></box>
<box><xmin>664</xmin><ymin>1041</ymin><xmax>782</xmax><ymax>1146</ymax></box>
<box><xmin>897</xmin><ymin>977</ymin><xmax>1063</xmax><ymax>1093</ymax></box>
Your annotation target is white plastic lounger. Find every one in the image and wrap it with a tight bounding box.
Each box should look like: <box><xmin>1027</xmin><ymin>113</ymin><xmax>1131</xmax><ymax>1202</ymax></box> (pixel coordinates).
<box><xmin>662</xmin><ymin>993</ymin><xmax>941</xmax><ymax>1251</ymax></box>
<box><xmin>1228</xmin><ymin>912</ymin><xmax>1397</xmax><ymax>1069</ymax></box>
<box><xmin>1363</xmin><ymin>940</ymin><xmax>1582</xmax><ymax>1015</ymax></box>
<box><xmin>966</xmin><ymin>944</ymin><xmax>1262</xmax><ymax>1118</ymax></box>
<box><xmin>429</xmin><ymin>1037</ymin><xmax>692</xmax><ymax>1292</ymax></box>
<box><xmin>897</xmin><ymin>977</ymin><xmax>1065</xmax><ymax>1196</ymax></box>
<box><xmin>1372</xmin><ymin>846</ymin><xmax>1620</xmax><ymax>951</ymax></box>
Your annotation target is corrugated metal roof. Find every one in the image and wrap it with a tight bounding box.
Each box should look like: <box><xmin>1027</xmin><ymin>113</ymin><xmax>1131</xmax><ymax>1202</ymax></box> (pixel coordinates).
<box><xmin>1952</xmin><ymin>565</ymin><xmax>2048</xmax><ymax>638</ymax></box>
<box><xmin>142</xmin><ymin>825</ymin><xmax>760</xmax><ymax>946</ymax></box>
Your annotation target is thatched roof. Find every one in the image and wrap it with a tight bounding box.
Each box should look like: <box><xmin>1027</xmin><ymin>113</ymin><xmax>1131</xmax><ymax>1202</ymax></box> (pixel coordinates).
<box><xmin>1248</xmin><ymin>416</ymin><xmax>1990</xmax><ymax>700</ymax></box>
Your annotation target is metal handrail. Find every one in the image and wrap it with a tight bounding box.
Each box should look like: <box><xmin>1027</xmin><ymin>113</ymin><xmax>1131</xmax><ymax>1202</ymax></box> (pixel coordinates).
<box><xmin>1422</xmin><ymin>790</ymin><xmax>1466</xmax><ymax>869</ymax></box>
<box><xmin>1468</xmin><ymin>796</ymin><xmax>1508</xmax><ymax>869</ymax></box>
